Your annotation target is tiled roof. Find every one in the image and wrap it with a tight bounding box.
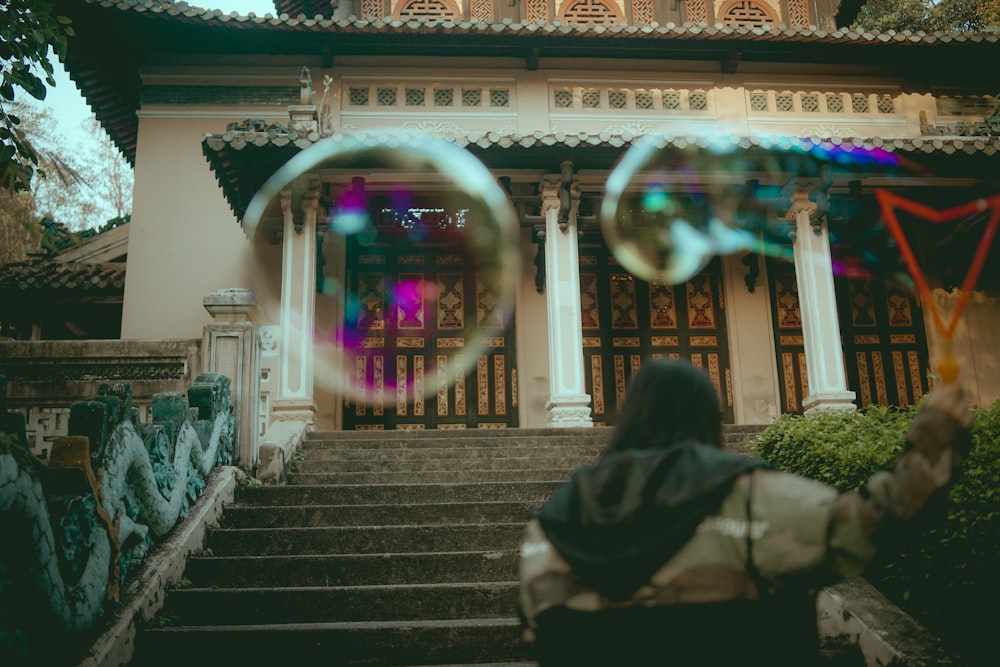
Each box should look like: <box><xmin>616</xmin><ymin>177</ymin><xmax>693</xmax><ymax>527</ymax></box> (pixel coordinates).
<box><xmin>0</xmin><ymin>262</ymin><xmax>126</xmax><ymax>294</ymax></box>
<box><xmin>64</xmin><ymin>1</ymin><xmax>1000</xmax><ymax>45</ymax></box>
<box><xmin>52</xmin><ymin>1</ymin><xmax>1000</xmax><ymax>167</ymax></box>
<box><xmin>202</xmin><ymin>127</ymin><xmax>1000</xmax><ymax>223</ymax></box>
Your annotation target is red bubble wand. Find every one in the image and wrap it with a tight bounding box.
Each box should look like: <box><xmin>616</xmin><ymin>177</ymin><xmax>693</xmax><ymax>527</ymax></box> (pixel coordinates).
<box><xmin>876</xmin><ymin>190</ymin><xmax>1000</xmax><ymax>384</ymax></box>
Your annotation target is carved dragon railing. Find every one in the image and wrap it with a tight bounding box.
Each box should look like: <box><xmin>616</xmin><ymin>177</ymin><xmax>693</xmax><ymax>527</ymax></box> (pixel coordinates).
<box><xmin>0</xmin><ymin>373</ymin><xmax>233</xmax><ymax>665</ymax></box>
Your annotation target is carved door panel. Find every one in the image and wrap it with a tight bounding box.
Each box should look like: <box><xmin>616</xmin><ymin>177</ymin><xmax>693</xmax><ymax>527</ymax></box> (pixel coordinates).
<box><xmin>768</xmin><ymin>263</ymin><xmax>810</xmax><ymax>414</ymax></box>
<box><xmin>835</xmin><ymin>278</ymin><xmax>930</xmax><ymax>408</ymax></box>
<box><xmin>579</xmin><ymin>236</ymin><xmax>735</xmax><ymax>425</ymax></box>
<box><xmin>767</xmin><ymin>260</ymin><xmax>930</xmax><ymax>414</ymax></box>
<box><xmin>343</xmin><ymin>236</ymin><xmax>517</xmax><ymax>431</ymax></box>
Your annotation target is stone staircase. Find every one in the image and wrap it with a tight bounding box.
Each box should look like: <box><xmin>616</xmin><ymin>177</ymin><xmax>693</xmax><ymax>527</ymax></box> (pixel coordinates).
<box><xmin>131</xmin><ymin>425</ymin><xmax>765</xmax><ymax>666</ymax></box>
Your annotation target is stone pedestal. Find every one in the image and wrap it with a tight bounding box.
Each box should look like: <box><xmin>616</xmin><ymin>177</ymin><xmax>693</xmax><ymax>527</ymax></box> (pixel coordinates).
<box><xmin>202</xmin><ymin>288</ymin><xmax>260</xmax><ymax>469</ymax></box>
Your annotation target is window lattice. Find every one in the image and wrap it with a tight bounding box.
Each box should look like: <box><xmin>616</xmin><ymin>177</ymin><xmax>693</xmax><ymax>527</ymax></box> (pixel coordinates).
<box><xmin>686</xmin><ymin>0</ymin><xmax>708</xmax><ymax>23</ymax></box>
<box><xmin>609</xmin><ymin>90</ymin><xmax>628</xmax><ymax>109</ymax></box>
<box><xmin>490</xmin><ymin>89</ymin><xmax>510</xmax><ymax>107</ymax></box>
<box><xmin>689</xmin><ymin>91</ymin><xmax>708</xmax><ymax>111</ymax></box>
<box><xmin>801</xmin><ymin>94</ymin><xmax>819</xmax><ymax>112</ymax></box>
<box><xmin>377</xmin><ymin>87</ymin><xmax>397</xmax><ymax>106</ymax></box>
<box><xmin>631</xmin><ymin>0</ymin><xmax>654</xmax><ymax>24</ymax></box>
<box><xmin>462</xmin><ymin>88</ymin><xmax>482</xmax><ymax>106</ymax></box>
<box><xmin>718</xmin><ymin>0</ymin><xmax>779</xmax><ymax>27</ymax></box>
<box><xmin>361</xmin><ymin>0</ymin><xmax>384</xmax><ymax>18</ymax></box>
<box><xmin>877</xmin><ymin>94</ymin><xmax>895</xmax><ymax>114</ymax></box>
<box><xmin>582</xmin><ymin>90</ymin><xmax>601</xmax><ymax>108</ymax></box>
<box><xmin>434</xmin><ymin>88</ymin><xmax>454</xmax><ymax>106</ymax></box>
<box><xmin>662</xmin><ymin>91</ymin><xmax>681</xmax><ymax>109</ymax></box>
<box><xmin>555</xmin><ymin>89</ymin><xmax>574</xmax><ymax>108</ymax></box>
<box><xmin>472</xmin><ymin>0</ymin><xmax>493</xmax><ymax>21</ymax></box>
<box><xmin>527</xmin><ymin>0</ymin><xmax>549</xmax><ymax>22</ymax></box>
<box><xmin>559</xmin><ymin>0</ymin><xmax>623</xmax><ymax>24</ymax></box>
<box><xmin>852</xmin><ymin>94</ymin><xmax>870</xmax><ymax>113</ymax></box>
<box><xmin>406</xmin><ymin>88</ymin><xmax>426</xmax><ymax>106</ymax></box>
<box><xmin>750</xmin><ymin>92</ymin><xmax>770</xmax><ymax>112</ymax></box>
<box><xmin>826</xmin><ymin>93</ymin><xmax>844</xmax><ymax>113</ymax></box>
<box><xmin>636</xmin><ymin>90</ymin><xmax>654</xmax><ymax>109</ymax></box>
<box><xmin>349</xmin><ymin>87</ymin><xmax>370</xmax><ymax>106</ymax></box>
<box><xmin>787</xmin><ymin>0</ymin><xmax>810</xmax><ymax>28</ymax></box>
<box><xmin>395</xmin><ymin>0</ymin><xmax>459</xmax><ymax>20</ymax></box>
<box><xmin>776</xmin><ymin>93</ymin><xmax>794</xmax><ymax>112</ymax></box>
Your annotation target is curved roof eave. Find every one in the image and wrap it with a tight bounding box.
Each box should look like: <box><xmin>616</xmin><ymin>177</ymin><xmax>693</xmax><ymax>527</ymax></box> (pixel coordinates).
<box><xmin>201</xmin><ymin>129</ymin><xmax>1000</xmax><ymax>224</ymax></box>
<box><xmin>52</xmin><ymin>1</ymin><xmax>1000</xmax><ymax>165</ymax></box>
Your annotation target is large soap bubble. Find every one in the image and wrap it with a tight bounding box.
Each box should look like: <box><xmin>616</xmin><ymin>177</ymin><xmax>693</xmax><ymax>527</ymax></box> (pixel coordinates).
<box><xmin>244</xmin><ymin>131</ymin><xmax>521</xmax><ymax>408</ymax></box>
<box><xmin>600</xmin><ymin>133</ymin><xmax>924</xmax><ymax>286</ymax></box>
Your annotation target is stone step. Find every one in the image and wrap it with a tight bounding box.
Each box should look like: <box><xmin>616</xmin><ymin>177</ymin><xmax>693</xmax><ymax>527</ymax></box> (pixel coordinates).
<box><xmin>286</xmin><ymin>468</ymin><xmax>576</xmax><ymax>485</ymax></box>
<box><xmin>161</xmin><ymin>582</ymin><xmax>518</xmax><ymax>625</ymax></box>
<box><xmin>296</xmin><ymin>445</ymin><xmax>601</xmax><ymax>461</ymax></box>
<box><xmin>293</xmin><ymin>455</ymin><xmax>596</xmax><ymax>473</ymax></box>
<box><xmin>136</xmin><ymin>618</ymin><xmax>527</xmax><ymax>666</ymax></box>
<box><xmin>182</xmin><ymin>551</ymin><xmax>519</xmax><ymax>588</ymax></box>
<box><xmin>205</xmin><ymin>523</ymin><xmax>525</xmax><ymax>556</ymax></box>
<box><xmin>304</xmin><ymin>434</ymin><xmax>608</xmax><ymax>450</ymax></box>
<box><xmin>306</xmin><ymin>427</ymin><xmax>608</xmax><ymax>441</ymax></box>
<box><xmin>235</xmin><ymin>481</ymin><xmax>561</xmax><ymax>507</ymax></box>
<box><xmin>222</xmin><ymin>502</ymin><xmax>538</xmax><ymax>528</ymax></box>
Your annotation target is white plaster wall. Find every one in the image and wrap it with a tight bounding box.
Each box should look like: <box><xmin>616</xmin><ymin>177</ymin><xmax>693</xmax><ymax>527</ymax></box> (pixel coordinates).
<box><xmin>124</xmin><ymin>116</ymin><xmax>255</xmax><ymax>339</ymax></box>
<box><xmin>723</xmin><ymin>254</ymin><xmax>782</xmax><ymax>424</ymax></box>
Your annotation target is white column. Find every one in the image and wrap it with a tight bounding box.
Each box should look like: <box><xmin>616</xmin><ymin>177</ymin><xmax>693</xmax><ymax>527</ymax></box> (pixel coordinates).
<box><xmin>788</xmin><ymin>186</ymin><xmax>856</xmax><ymax>413</ymax></box>
<box><xmin>272</xmin><ymin>176</ymin><xmax>319</xmax><ymax>425</ymax></box>
<box><xmin>540</xmin><ymin>174</ymin><xmax>593</xmax><ymax>427</ymax></box>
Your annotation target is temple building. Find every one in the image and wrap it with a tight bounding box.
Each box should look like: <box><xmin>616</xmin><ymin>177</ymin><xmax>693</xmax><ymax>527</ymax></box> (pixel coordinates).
<box><xmin>49</xmin><ymin>0</ymin><xmax>1000</xmax><ymax>437</ymax></box>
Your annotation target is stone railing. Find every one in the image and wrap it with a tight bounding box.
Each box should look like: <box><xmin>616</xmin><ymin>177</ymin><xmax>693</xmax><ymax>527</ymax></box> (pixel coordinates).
<box><xmin>0</xmin><ymin>288</ymin><xmax>261</xmax><ymax>471</ymax></box>
<box><xmin>0</xmin><ymin>372</ymin><xmax>233</xmax><ymax>665</ymax></box>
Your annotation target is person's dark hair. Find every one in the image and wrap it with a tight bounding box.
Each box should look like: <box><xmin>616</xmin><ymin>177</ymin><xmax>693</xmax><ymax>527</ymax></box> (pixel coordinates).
<box><xmin>602</xmin><ymin>358</ymin><xmax>723</xmax><ymax>456</ymax></box>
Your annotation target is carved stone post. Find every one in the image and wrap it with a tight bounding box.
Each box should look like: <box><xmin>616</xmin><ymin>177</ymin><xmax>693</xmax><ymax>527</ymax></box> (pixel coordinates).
<box><xmin>540</xmin><ymin>173</ymin><xmax>593</xmax><ymax>427</ymax></box>
<box><xmin>202</xmin><ymin>288</ymin><xmax>260</xmax><ymax>470</ymax></box>
<box><xmin>273</xmin><ymin>176</ymin><xmax>320</xmax><ymax>427</ymax></box>
<box><xmin>787</xmin><ymin>181</ymin><xmax>856</xmax><ymax>413</ymax></box>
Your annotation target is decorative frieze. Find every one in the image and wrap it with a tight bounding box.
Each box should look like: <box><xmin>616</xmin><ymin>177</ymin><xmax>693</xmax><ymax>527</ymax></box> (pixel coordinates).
<box><xmin>551</xmin><ymin>85</ymin><xmax>713</xmax><ymax>114</ymax></box>
<box><xmin>748</xmin><ymin>90</ymin><xmax>898</xmax><ymax>116</ymax></box>
<box><xmin>345</xmin><ymin>81</ymin><xmax>515</xmax><ymax>111</ymax></box>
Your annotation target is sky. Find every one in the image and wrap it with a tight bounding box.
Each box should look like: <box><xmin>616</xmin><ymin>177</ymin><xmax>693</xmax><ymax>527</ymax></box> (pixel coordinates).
<box><xmin>40</xmin><ymin>2</ymin><xmax>281</xmax><ymax>226</ymax></box>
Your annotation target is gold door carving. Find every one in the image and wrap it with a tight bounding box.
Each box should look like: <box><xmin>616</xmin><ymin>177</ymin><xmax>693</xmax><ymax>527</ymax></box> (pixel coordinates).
<box><xmin>344</xmin><ymin>236</ymin><xmax>517</xmax><ymax>430</ymax></box>
<box><xmin>580</xmin><ymin>235</ymin><xmax>734</xmax><ymax>425</ymax></box>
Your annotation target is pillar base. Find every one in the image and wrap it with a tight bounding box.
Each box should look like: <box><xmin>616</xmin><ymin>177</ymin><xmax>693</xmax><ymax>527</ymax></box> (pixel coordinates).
<box><xmin>271</xmin><ymin>399</ymin><xmax>316</xmax><ymax>429</ymax></box>
<box><xmin>545</xmin><ymin>395</ymin><xmax>593</xmax><ymax>428</ymax></box>
<box><xmin>803</xmin><ymin>391</ymin><xmax>857</xmax><ymax>414</ymax></box>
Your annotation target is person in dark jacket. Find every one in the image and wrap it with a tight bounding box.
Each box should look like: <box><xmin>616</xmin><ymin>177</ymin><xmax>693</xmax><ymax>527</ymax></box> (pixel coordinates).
<box><xmin>519</xmin><ymin>358</ymin><xmax>971</xmax><ymax>666</ymax></box>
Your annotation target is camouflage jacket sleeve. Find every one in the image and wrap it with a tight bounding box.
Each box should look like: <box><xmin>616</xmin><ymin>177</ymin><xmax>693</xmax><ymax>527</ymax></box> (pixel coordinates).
<box><xmin>519</xmin><ymin>469</ymin><xmax>871</xmax><ymax>637</ymax></box>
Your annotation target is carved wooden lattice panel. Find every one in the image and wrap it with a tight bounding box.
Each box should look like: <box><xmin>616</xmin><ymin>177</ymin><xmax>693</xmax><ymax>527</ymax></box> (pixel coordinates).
<box><xmin>471</xmin><ymin>0</ymin><xmax>493</xmax><ymax>20</ymax></box>
<box><xmin>580</xmin><ymin>236</ymin><xmax>733</xmax><ymax>425</ymax></box>
<box><xmin>527</xmin><ymin>0</ymin><xmax>550</xmax><ymax>22</ymax></box>
<box><xmin>631</xmin><ymin>0</ymin><xmax>654</xmax><ymax>24</ymax></box>
<box><xmin>717</xmin><ymin>0</ymin><xmax>780</xmax><ymax>27</ymax></box>
<box><xmin>394</xmin><ymin>0</ymin><xmax>460</xmax><ymax>20</ymax></box>
<box><xmin>686</xmin><ymin>0</ymin><xmax>708</xmax><ymax>24</ymax></box>
<box><xmin>361</xmin><ymin>0</ymin><xmax>385</xmax><ymax>18</ymax></box>
<box><xmin>558</xmin><ymin>0</ymin><xmax>623</xmax><ymax>24</ymax></box>
<box><xmin>787</xmin><ymin>0</ymin><xmax>810</xmax><ymax>28</ymax></box>
<box><xmin>344</xmin><ymin>219</ymin><xmax>517</xmax><ymax>430</ymax></box>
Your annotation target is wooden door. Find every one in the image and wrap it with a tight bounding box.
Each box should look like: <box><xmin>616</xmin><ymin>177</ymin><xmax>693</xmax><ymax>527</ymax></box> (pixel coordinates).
<box><xmin>579</xmin><ymin>235</ymin><xmax>735</xmax><ymax>425</ymax></box>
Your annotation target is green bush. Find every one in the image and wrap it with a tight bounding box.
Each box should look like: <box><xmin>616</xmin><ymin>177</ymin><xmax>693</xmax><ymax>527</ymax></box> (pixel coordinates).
<box><xmin>750</xmin><ymin>401</ymin><xmax>1000</xmax><ymax>667</ymax></box>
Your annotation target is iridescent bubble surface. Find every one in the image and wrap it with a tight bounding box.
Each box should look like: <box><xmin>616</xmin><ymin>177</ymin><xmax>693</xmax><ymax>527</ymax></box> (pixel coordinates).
<box><xmin>244</xmin><ymin>131</ymin><xmax>520</xmax><ymax>407</ymax></box>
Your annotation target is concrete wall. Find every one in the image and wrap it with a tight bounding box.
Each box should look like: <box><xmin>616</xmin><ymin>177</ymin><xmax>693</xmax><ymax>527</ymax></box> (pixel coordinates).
<box><xmin>124</xmin><ymin>116</ymin><xmax>257</xmax><ymax>339</ymax></box>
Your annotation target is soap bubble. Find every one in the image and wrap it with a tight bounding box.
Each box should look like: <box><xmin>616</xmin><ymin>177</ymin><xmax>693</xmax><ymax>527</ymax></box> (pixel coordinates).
<box><xmin>244</xmin><ymin>131</ymin><xmax>520</xmax><ymax>408</ymax></box>
<box><xmin>600</xmin><ymin>132</ymin><xmax>925</xmax><ymax>286</ymax></box>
